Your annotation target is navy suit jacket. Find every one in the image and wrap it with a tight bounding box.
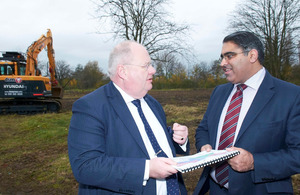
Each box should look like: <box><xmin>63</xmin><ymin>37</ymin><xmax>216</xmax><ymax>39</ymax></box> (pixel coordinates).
<box><xmin>194</xmin><ymin>71</ymin><xmax>300</xmax><ymax>195</ymax></box>
<box><xmin>68</xmin><ymin>81</ymin><xmax>189</xmax><ymax>194</ymax></box>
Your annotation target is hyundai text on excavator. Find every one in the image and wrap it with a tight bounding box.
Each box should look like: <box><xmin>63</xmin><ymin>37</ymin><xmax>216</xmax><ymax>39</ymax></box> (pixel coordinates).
<box><xmin>0</xmin><ymin>29</ymin><xmax>63</xmax><ymax>114</ymax></box>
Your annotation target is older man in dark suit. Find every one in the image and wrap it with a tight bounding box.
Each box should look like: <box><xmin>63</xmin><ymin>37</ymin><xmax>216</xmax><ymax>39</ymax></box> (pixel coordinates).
<box><xmin>68</xmin><ymin>40</ymin><xmax>189</xmax><ymax>194</ymax></box>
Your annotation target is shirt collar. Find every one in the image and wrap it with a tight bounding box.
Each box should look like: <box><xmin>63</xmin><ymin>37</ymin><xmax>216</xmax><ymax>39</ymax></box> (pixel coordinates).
<box><xmin>235</xmin><ymin>67</ymin><xmax>266</xmax><ymax>91</ymax></box>
<box><xmin>113</xmin><ymin>82</ymin><xmax>136</xmax><ymax>104</ymax></box>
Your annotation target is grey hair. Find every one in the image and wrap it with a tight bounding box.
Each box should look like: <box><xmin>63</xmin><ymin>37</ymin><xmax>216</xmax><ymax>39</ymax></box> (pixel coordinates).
<box><xmin>108</xmin><ymin>40</ymin><xmax>138</xmax><ymax>78</ymax></box>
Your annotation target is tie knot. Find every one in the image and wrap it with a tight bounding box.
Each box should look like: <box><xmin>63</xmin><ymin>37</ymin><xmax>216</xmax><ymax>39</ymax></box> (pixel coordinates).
<box><xmin>132</xmin><ymin>99</ymin><xmax>141</xmax><ymax>108</ymax></box>
<box><xmin>237</xmin><ymin>84</ymin><xmax>247</xmax><ymax>92</ymax></box>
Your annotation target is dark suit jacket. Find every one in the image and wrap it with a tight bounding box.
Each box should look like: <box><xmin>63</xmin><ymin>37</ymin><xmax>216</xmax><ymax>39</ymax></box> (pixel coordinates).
<box><xmin>193</xmin><ymin>71</ymin><xmax>300</xmax><ymax>195</ymax></box>
<box><xmin>68</xmin><ymin>81</ymin><xmax>189</xmax><ymax>194</ymax></box>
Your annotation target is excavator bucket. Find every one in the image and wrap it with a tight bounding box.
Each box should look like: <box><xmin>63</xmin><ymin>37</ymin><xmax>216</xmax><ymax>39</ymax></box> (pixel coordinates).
<box><xmin>51</xmin><ymin>86</ymin><xmax>64</xmax><ymax>99</ymax></box>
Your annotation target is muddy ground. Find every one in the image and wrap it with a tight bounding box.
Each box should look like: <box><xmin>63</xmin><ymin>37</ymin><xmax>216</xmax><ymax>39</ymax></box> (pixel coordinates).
<box><xmin>60</xmin><ymin>88</ymin><xmax>300</xmax><ymax>194</ymax></box>
<box><xmin>1</xmin><ymin>88</ymin><xmax>299</xmax><ymax>194</ymax></box>
<box><xmin>60</xmin><ymin>89</ymin><xmax>213</xmax><ymax>112</ymax></box>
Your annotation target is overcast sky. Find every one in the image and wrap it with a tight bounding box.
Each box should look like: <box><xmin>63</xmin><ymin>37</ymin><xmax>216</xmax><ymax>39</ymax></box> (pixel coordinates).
<box><xmin>0</xmin><ymin>0</ymin><xmax>239</xmax><ymax>74</ymax></box>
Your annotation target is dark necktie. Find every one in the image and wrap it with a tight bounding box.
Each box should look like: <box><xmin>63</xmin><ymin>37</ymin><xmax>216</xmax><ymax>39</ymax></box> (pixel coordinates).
<box><xmin>216</xmin><ymin>84</ymin><xmax>247</xmax><ymax>186</ymax></box>
<box><xmin>132</xmin><ymin>99</ymin><xmax>180</xmax><ymax>195</ymax></box>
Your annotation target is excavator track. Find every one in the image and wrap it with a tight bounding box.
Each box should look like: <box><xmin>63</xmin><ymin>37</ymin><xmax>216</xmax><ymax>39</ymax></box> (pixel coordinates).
<box><xmin>0</xmin><ymin>98</ymin><xmax>61</xmax><ymax>114</ymax></box>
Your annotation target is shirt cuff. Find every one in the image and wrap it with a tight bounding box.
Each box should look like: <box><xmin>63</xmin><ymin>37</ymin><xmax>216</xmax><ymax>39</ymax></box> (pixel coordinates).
<box><xmin>143</xmin><ymin>160</ymin><xmax>150</xmax><ymax>186</ymax></box>
<box><xmin>180</xmin><ymin>138</ymin><xmax>188</xmax><ymax>151</ymax></box>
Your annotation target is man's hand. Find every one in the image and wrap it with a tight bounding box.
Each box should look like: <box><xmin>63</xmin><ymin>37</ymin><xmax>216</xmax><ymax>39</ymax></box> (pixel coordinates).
<box><xmin>149</xmin><ymin>158</ymin><xmax>178</xmax><ymax>179</ymax></box>
<box><xmin>172</xmin><ymin>123</ymin><xmax>188</xmax><ymax>145</ymax></box>
<box><xmin>227</xmin><ymin>147</ymin><xmax>254</xmax><ymax>172</ymax></box>
<box><xmin>201</xmin><ymin>144</ymin><xmax>212</xmax><ymax>152</ymax></box>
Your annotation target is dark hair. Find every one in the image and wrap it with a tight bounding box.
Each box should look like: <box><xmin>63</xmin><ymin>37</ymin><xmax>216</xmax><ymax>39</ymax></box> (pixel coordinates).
<box><xmin>223</xmin><ymin>31</ymin><xmax>264</xmax><ymax>64</ymax></box>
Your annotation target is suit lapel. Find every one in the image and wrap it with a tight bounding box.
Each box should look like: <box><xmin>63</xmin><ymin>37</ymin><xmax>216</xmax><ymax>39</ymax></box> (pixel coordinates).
<box><xmin>106</xmin><ymin>82</ymin><xmax>149</xmax><ymax>157</ymax></box>
<box><xmin>235</xmin><ymin>72</ymin><xmax>275</xmax><ymax>143</ymax></box>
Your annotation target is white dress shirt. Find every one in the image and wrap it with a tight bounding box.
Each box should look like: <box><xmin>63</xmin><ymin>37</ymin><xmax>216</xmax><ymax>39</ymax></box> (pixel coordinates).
<box><xmin>211</xmin><ymin>67</ymin><xmax>266</xmax><ymax>188</ymax></box>
<box><xmin>113</xmin><ymin>83</ymin><xmax>173</xmax><ymax>194</ymax></box>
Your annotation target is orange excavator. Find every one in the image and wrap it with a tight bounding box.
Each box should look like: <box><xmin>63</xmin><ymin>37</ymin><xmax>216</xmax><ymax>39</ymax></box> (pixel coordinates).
<box><xmin>0</xmin><ymin>29</ymin><xmax>63</xmax><ymax>114</ymax></box>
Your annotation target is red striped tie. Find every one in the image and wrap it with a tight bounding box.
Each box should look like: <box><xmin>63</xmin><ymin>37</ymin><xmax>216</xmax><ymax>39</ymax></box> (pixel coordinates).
<box><xmin>215</xmin><ymin>84</ymin><xmax>247</xmax><ymax>186</ymax></box>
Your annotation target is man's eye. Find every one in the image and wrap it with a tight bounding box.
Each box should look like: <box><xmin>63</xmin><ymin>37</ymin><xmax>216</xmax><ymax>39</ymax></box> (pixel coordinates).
<box><xmin>226</xmin><ymin>54</ymin><xmax>235</xmax><ymax>60</ymax></box>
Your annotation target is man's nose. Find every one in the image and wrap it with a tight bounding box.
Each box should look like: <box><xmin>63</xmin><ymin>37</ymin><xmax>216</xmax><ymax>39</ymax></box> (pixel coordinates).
<box><xmin>148</xmin><ymin>64</ymin><xmax>156</xmax><ymax>74</ymax></box>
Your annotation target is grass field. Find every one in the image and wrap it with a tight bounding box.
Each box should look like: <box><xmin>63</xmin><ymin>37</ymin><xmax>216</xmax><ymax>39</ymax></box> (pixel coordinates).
<box><xmin>0</xmin><ymin>89</ymin><xmax>299</xmax><ymax>194</ymax></box>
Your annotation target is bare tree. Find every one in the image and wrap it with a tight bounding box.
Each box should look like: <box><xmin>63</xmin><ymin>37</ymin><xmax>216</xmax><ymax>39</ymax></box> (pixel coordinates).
<box><xmin>38</xmin><ymin>60</ymin><xmax>74</xmax><ymax>88</ymax></box>
<box><xmin>191</xmin><ymin>62</ymin><xmax>209</xmax><ymax>82</ymax></box>
<box><xmin>210</xmin><ymin>60</ymin><xmax>224</xmax><ymax>80</ymax></box>
<box><xmin>55</xmin><ymin>60</ymin><xmax>74</xmax><ymax>85</ymax></box>
<box><xmin>154</xmin><ymin>62</ymin><xmax>165</xmax><ymax>77</ymax></box>
<box><xmin>93</xmin><ymin>0</ymin><xmax>191</xmax><ymax>60</ymax></box>
<box><xmin>154</xmin><ymin>52</ymin><xmax>179</xmax><ymax>79</ymax></box>
<box><xmin>36</xmin><ymin>60</ymin><xmax>48</xmax><ymax>76</ymax></box>
<box><xmin>228</xmin><ymin>0</ymin><xmax>300</xmax><ymax>80</ymax></box>
<box><xmin>75</xmin><ymin>61</ymin><xmax>105</xmax><ymax>89</ymax></box>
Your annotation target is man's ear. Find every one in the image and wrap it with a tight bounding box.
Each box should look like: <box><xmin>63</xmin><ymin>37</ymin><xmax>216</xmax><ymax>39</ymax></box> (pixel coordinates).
<box><xmin>117</xmin><ymin>64</ymin><xmax>127</xmax><ymax>79</ymax></box>
<box><xmin>248</xmin><ymin>49</ymin><xmax>259</xmax><ymax>63</ymax></box>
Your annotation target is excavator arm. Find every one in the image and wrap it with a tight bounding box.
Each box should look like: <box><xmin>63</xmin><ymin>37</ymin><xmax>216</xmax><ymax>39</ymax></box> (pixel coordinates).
<box><xmin>25</xmin><ymin>29</ymin><xmax>57</xmax><ymax>86</ymax></box>
<box><xmin>25</xmin><ymin>29</ymin><xmax>62</xmax><ymax>98</ymax></box>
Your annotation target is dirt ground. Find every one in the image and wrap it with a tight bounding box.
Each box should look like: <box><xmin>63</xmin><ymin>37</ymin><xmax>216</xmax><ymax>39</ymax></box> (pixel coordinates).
<box><xmin>60</xmin><ymin>89</ymin><xmax>213</xmax><ymax>112</ymax></box>
<box><xmin>1</xmin><ymin>88</ymin><xmax>299</xmax><ymax>194</ymax></box>
<box><xmin>58</xmin><ymin>88</ymin><xmax>300</xmax><ymax>194</ymax></box>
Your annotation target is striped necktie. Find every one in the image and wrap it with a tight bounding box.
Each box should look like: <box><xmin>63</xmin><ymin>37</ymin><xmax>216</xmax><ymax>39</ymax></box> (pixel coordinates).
<box><xmin>215</xmin><ymin>84</ymin><xmax>247</xmax><ymax>186</ymax></box>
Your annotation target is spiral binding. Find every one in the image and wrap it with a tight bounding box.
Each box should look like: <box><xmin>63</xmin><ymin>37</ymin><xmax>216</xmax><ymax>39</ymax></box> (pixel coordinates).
<box><xmin>181</xmin><ymin>150</ymin><xmax>240</xmax><ymax>173</ymax></box>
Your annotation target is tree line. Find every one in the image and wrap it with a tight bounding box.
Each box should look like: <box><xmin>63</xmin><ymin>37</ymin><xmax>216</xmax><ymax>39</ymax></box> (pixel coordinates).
<box><xmin>39</xmin><ymin>54</ymin><xmax>300</xmax><ymax>91</ymax></box>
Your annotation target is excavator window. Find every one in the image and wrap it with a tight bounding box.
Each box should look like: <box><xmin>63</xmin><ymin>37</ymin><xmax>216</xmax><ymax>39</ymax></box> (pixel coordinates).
<box><xmin>0</xmin><ymin>64</ymin><xmax>15</xmax><ymax>75</ymax></box>
<box><xmin>7</xmin><ymin>66</ymin><xmax>13</xmax><ymax>75</ymax></box>
<box><xmin>0</xmin><ymin>65</ymin><xmax>4</xmax><ymax>75</ymax></box>
<box><xmin>19</xmin><ymin>65</ymin><xmax>26</xmax><ymax>75</ymax></box>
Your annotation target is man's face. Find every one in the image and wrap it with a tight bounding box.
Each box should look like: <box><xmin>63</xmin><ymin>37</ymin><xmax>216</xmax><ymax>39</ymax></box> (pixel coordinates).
<box><xmin>123</xmin><ymin>45</ymin><xmax>156</xmax><ymax>99</ymax></box>
<box><xmin>220</xmin><ymin>42</ymin><xmax>251</xmax><ymax>84</ymax></box>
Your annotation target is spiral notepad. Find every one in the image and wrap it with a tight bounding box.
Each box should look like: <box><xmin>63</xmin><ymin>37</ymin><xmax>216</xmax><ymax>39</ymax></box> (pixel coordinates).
<box><xmin>172</xmin><ymin>150</ymin><xmax>240</xmax><ymax>173</ymax></box>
